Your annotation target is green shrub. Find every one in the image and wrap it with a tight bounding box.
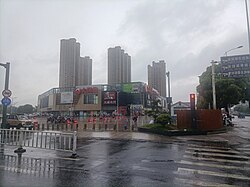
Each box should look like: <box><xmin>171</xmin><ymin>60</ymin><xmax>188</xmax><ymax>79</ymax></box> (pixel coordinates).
<box><xmin>156</xmin><ymin>114</ymin><xmax>171</xmax><ymax>126</ymax></box>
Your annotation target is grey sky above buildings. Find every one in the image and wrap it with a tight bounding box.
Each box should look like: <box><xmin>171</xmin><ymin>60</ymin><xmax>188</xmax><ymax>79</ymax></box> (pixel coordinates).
<box><xmin>0</xmin><ymin>0</ymin><xmax>249</xmax><ymax>106</ymax></box>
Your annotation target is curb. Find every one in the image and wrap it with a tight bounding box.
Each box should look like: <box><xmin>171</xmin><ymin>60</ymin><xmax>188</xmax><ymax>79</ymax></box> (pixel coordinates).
<box><xmin>137</xmin><ymin>127</ymin><xmax>207</xmax><ymax>136</ymax></box>
<box><xmin>138</xmin><ymin>127</ymin><xmax>228</xmax><ymax>136</ymax></box>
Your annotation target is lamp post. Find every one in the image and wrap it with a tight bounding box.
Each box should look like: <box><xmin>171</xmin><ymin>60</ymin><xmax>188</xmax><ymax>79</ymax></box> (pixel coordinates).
<box><xmin>0</xmin><ymin>62</ymin><xmax>10</xmax><ymax>129</ymax></box>
<box><xmin>211</xmin><ymin>60</ymin><xmax>217</xmax><ymax>109</ymax></box>
<box><xmin>224</xmin><ymin>46</ymin><xmax>243</xmax><ymax>56</ymax></box>
<box><xmin>245</xmin><ymin>0</ymin><xmax>250</xmax><ymax>54</ymax></box>
<box><xmin>166</xmin><ymin>71</ymin><xmax>171</xmax><ymax>114</ymax></box>
<box><xmin>116</xmin><ymin>90</ymin><xmax>119</xmax><ymax>131</ymax></box>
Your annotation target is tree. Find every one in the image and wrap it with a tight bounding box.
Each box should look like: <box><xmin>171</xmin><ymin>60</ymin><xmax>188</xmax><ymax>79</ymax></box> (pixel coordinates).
<box><xmin>17</xmin><ymin>104</ymin><xmax>35</xmax><ymax>114</ymax></box>
<box><xmin>145</xmin><ymin>99</ymin><xmax>165</xmax><ymax>120</ymax></box>
<box><xmin>156</xmin><ymin>113</ymin><xmax>171</xmax><ymax>126</ymax></box>
<box><xmin>197</xmin><ymin>64</ymin><xmax>249</xmax><ymax>111</ymax></box>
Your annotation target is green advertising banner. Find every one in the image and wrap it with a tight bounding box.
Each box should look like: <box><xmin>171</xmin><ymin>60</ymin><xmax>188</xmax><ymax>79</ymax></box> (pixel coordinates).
<box><xmin>122</xmin><ymin>83</ymin><xmax>133</xmax><ymax>93</ymax></box>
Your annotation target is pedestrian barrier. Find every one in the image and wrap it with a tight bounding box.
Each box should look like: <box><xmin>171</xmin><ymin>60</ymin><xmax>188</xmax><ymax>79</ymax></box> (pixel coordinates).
<box><xmin>0</xmin><ymin>154</ymin><xmax>57</xmax><ymax>178</ymax></box>
<box><xmin>0</xmin><ymin>129</ymin><xmax>77</xmax><ymax>157</ymax></box>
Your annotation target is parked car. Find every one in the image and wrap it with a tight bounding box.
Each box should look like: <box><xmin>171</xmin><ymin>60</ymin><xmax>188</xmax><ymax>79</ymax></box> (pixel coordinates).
<box><xmin>6</xmin><ymin>114</ymin><xmax>34</xmax><ymax>129</ymax></box>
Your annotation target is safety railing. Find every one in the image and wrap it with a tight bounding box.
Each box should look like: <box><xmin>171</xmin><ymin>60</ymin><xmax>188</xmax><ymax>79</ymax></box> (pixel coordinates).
<box><xmin>0</xmin><ymin>153</ymin><xmax>57</xmax><ymax>178</ymax></box>
<box><xmin>0</xmin><ymin>129</ymin><xmax>77</xmax><ymax>156</ymax></box>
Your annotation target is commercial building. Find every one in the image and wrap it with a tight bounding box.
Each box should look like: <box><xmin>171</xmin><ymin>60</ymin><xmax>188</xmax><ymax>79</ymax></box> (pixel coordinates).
<box><xmin>108</xmin><ymin>46</ymin><xmax>131</xmax><ymax>84</ymax></box>
<box><xmin>148</xmin><ymin>60</ymin><xmax>166</xmax><ymax>97</ymax></box>
<box><xmin>37</xmin><ymin>82</ymin><xmax>165</xmax><ymax>116</ymax></box>
<box><xmin>220</xmin><ymin>54</ymin><xmax>250</xmax><ymax>79</ymax></box>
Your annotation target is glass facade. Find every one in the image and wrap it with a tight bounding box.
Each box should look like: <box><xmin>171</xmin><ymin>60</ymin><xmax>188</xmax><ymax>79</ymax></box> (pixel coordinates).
<box><xmin>84</xmin><ymin>94</ymin><xmax>98</xmax><ymax>104</ymax></box>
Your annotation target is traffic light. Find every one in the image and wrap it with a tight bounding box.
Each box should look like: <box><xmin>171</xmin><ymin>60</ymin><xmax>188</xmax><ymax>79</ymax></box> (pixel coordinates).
<box><xmin>190</xmin><ymin>94</ymin><xmax>195</xmax><ymax>110</ymax></box>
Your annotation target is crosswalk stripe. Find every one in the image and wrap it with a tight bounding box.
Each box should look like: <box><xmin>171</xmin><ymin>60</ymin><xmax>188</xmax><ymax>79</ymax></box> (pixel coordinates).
<box><xmin>237</xmin><ymin>148</ymin><xmax>250</xmax><ymax>151</ymax></box>
<box><xmin>187</xmin><ymin>144</ymin><xmax>231</xmax><ymax>151</ymax></box>
<box><xmin>177</xmin><ymin>160</ymin><xmax>250</xmax><ymax>171</ymax></box>
<box><xmin>187</xmin><ymin>147</ymin><xmax>240</xmax><ymax>154</ymax></box>
<box><xmin>184</xmin><ymin>155</ymin><xmax>250</xmax><ymax>164</ymax></box>
<box><xmin>177</xmin><ymin>167</ymin><xmax>250</xmax><ymax>181</ymax></box>
<box><xmin>174</xmin><ymin>177</ymin><xmax>237</xmax><ymax>187</ymax></box>
<box><xmin>185</xmin><ymin>150</ymin><xmax>250</xmax><ymax>160</ymax></box>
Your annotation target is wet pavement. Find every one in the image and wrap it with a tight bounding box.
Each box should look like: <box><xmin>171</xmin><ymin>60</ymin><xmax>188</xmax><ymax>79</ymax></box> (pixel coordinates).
<box><xmin>0</xmin><ymin>117</ymin><xmax>249</xmax><ymax>186</ymax></box>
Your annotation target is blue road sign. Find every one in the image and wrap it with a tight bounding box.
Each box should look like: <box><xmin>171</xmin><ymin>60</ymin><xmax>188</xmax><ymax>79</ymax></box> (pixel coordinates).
<box><xmin>1</xmin><ymin>97</ymin><xmax>11</xmax><ymax>106</ymax></box>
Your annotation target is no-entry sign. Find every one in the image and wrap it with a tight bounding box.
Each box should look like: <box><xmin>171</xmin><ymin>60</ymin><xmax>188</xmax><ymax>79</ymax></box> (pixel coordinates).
<box><xmin>2</xmin><ymin>89</ymin><xmax>12</xmax><ymax>97</ymax></box>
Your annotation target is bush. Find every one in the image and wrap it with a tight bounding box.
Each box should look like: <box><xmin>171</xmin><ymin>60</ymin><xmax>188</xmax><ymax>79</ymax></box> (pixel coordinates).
<box><xmin>156</xmin><ymin>114</ymin><xmax>171</xmax><ymax>126</ymax></box>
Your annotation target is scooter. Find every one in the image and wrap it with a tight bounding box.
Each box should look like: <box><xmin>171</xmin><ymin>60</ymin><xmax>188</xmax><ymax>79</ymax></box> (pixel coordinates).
<box><xmin>223</xmin><ymin>115</ymin><xmax>234</xmax><ymax>127</ymax></box>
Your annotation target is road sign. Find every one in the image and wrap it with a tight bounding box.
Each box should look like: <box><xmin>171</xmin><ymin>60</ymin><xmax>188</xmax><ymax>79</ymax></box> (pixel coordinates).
<box><xmin>2</xmin><ymin>89</ymin><xmax>12</xmax><ymax>97</ymax></box>
<box><xmin>1</xmin><ymin>97</ymin><xmax>11</xmax><ymax>106</ymax></box>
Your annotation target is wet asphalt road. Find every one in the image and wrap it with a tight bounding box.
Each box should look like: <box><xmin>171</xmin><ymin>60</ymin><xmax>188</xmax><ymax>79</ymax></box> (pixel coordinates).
<box><xmin>0</xmin><ymin>117</ymin><xmax>250</xmax><ymax>187</ymax></box>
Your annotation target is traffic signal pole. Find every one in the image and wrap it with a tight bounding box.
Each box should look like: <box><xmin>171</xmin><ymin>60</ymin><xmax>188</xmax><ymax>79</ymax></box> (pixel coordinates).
<box><xmin>190</xmin><ymin>94</ymin><xmax>197</xmax><ymax>129</ymax></box>
<box><xmin>0</xmin><ymin>62</ymin><xmax>10</xmax><ymax>129</ymax></box>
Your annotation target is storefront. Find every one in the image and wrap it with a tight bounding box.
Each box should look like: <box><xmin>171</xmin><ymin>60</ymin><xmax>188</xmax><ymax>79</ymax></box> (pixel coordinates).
<box><xmin>37</xmin><ymin>82</ymin><xmax>164</xmax><ymax>116</ymax></box>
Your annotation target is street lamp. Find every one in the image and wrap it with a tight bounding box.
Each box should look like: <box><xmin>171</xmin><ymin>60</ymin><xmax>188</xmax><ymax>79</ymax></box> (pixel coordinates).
<box><xmin>224</xmin><ymin>46</ymin><xmax>243</xmax><ymax>56</ymax></box>
<box><xmin>211</xmin><ymin>60</ymin><xmax>218</xmax><ymax>109</ymax></box>
<box><xmin>245</xmin><ymin>0</ymin><xmax>250</xmax><ymax>54</ymax></box>
<box><xmin>116</xmin><ymin>90</ymin><xmax>119</xmax><ymax>131</ymax></box>
<box><xmin>166</xmin><ymin>71</ymin><xmax>171</xmax><ymax>114</ymax></box>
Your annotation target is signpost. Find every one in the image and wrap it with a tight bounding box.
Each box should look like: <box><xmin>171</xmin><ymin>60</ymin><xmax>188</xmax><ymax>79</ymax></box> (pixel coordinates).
<box><xmin>1</xmin><ymin>97</ymin><xmax>11</xmax><ymax>106</ymax></box>
<box><xmin>0</xmin><ymin>62</ymin><xmax>10</xmax><ymax>129</ymax></box>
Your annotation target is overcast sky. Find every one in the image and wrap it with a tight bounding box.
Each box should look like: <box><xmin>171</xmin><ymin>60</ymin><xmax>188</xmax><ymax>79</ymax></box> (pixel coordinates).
<box><xmin>0</xmin><ymin>0</ymin><xmax>249</xmax><ymax>106</ymax></box>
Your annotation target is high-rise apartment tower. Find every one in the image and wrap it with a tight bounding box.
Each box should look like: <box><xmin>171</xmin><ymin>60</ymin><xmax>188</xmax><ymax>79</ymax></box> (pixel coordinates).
<box><xmin>148</xmin><ymin>60</ymin><xmax>166</xmax><ymax>97</ymax></box>
<box><xmin>77</xmin><ymin>56</ymin><xmax>92</xmax><ymax>86</ymax></box>
<box><xmin>108</xmin><ymin>46</ymin><xmax>131</xmax><ymax>84</ymax></box>
<box><xmin>59</xmin><ymin>38</ymin><xmax>92</xmax><ymax>87</ymax></box>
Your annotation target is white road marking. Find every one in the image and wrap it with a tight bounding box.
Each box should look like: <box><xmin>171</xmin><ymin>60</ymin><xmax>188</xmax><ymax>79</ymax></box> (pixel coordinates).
<box><xmin>177</xmin><ymin>160</ymin><xmax>250</xmax><ymax>171</ymax></box>
<box><xmin>185</xmin><ymin>150</ymin><xmax>250</xmax><ymax>160</ymax></box>
<box><xmin>188</xmin><ymin>144</ymin><xmax>231</xmax><ymax>150</ymax></box>
<box><xmin>174</xmin><ymin>177</ymin><xmax>237</xmax><ymax>187</ymax></box>
<box><xmin>187</xmin><ymin>147</ymin><xmax>240</xmax><ymax>154</ymax></box>
<box><xmin>177</xmin><ymin>167</ymin><xmax>250</xmax><ymax>181</ymax></box>
<box><xmin>184</xmin><ymin>155</ymin><xmax>250</xmax><ymax>165</ymax></box>
<box><xmin>237</xmin><ymin>148</ymin><xmax>250</xmax><ymax>151</ymax></box>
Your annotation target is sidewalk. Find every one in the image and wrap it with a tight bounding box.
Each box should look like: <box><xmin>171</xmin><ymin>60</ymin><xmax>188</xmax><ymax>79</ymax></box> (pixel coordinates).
<box><xmin>76</xmin><ymin>128</ymin><xmax>249</xmax><ymax>146</ymax></box>
<box><xmin>77</xmin><ymin>131</ymin><xmax>179</xmax><ymax>143</ymax></box>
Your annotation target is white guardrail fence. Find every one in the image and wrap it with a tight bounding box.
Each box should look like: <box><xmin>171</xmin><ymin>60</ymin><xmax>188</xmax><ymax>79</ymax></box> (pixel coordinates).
<box><xmin>0</xmin><ymin>129</ymin><xmax>77</xmax><ymax>156</ymax></box>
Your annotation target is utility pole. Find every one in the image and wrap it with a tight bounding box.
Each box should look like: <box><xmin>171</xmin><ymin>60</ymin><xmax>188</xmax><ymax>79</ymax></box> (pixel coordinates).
<box><xmin>0</xmin><ymin>62</ymin><xmax>10</xmax><ymax>129</ymax></box>
<box><xmin>166</xmin><ymin>71</ymin><xmax>171</xmax><ymax>114</ymax></box>
<box><xmin>211</xmin><ymin>61</ymin><xmax>216</xmax><ymax>110</ymax></box>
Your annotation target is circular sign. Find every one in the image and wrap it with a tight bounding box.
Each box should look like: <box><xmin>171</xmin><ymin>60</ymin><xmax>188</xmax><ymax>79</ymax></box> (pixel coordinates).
<box><xmin>2</xmin><ymin>89</ymin><xmax>12</xmax><ymax>97</ymax></box>
<box><xmin>1</xmin><ymin>97</ymin><xmax>11</xmax><ymax>106</ymax></box>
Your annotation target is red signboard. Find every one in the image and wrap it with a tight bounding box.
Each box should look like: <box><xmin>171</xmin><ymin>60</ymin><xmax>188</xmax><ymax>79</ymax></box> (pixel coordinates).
<box><xmin>74</xmin><ymin>87</ymin><xmax>98</xmax><ymax>95</ymax></box>
<box><xmin>103</xmin><ymin>91</ymin><xmax>117</xmax><ymax>105</ymax></box>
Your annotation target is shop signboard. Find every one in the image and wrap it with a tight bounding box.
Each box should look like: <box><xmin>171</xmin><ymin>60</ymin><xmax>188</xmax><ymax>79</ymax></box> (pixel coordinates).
<box><xmin>102</xmin><ymin>91</ymin><xmax>117</xmax><ymax>105</ymax></box>
<box><xmin>74</xmin><ymin>87</ymin><xmax>98</xmax><ymax>95</ymax></box>
<box><xmin>61</xmin><ymin>92</ymin><xmax>73</xmax><ymax>104</ymax></box>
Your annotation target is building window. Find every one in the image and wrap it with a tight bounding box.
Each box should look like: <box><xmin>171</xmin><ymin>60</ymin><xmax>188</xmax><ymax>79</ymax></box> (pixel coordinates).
<box><xmin>84</xmin><ymin>94</ymin><xmax>98</xmax><ymax>104</ymax></box>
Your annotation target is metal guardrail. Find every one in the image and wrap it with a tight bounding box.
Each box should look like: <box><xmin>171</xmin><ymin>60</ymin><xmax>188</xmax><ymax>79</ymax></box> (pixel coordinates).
<box><xmin>0</xmin><ymin>129</ymin><xmax>77</xmax><ymax>156</ymax></box>
<box><xmin>0</xmin><ymin>154</ymin><xmax>57</xmax><ymax>178</ymax></box>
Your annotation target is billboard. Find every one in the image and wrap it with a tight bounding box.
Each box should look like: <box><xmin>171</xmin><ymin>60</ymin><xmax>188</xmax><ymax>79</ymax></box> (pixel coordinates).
<box><xmin>122</xmin><ymin>83</ymin><xmax>141</xmax><ymax>93</ymax></box>
<box><xmin>102</xmin><ymin>91</ymin><xmax>117</xmax><ymax>105</ymax></box>
<box><xmin>60</xmin><ymin>92</ymin><xmax>73</xmax><ymax>104</ymax></box>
